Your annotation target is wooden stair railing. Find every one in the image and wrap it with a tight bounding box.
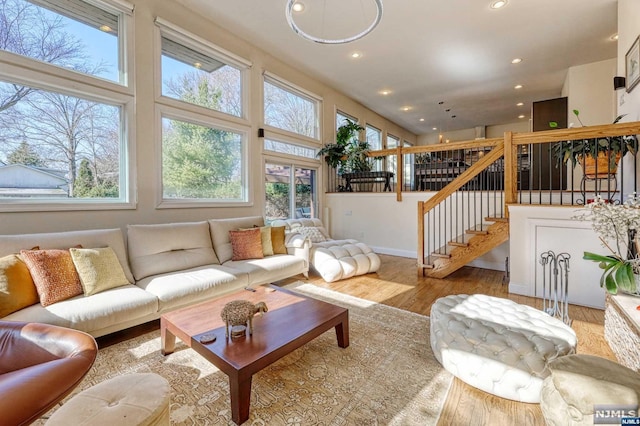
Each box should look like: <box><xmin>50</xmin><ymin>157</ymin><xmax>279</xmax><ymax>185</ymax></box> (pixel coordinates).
<box><xmin>418</xmin><ymin>144</ymin><xmax>509</xmax><ymax>278</ymax></box>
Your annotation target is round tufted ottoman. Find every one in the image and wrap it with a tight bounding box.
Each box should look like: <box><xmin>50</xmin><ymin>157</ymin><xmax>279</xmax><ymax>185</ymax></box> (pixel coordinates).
<box><xmin>46</xmin><ymin>373</ymin><xmax>171</xmax><ymax>426</ymax></box>
<box><xmin>540</xmin><ymin>354</ymin><xmax>640</xmax><ymax>426</ymax></box>
<box><xmin>311</xmin><ymin>239</ymin><xmax>381</xmax><ymax>282</ymax></box>
<box><xmin>430</xmin><ymin>294</ymin><xmax>577</xmax><ymax>403</ymax></box>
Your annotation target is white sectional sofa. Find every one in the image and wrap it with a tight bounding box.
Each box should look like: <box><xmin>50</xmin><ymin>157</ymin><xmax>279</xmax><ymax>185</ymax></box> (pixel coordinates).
<box><xmin>271</xmin><ymin>218</ymin><xmax>380</xmax><ymax>282</ymax></box>
<box><xmin>0</xmin><ymin>216</ymin><xmax>309</xmax><ymax>337</ymax></box>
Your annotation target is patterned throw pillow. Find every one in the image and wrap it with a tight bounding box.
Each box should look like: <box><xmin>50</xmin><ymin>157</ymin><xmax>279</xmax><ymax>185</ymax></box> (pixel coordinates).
<box><xmin>0</xmin><ymin>254</ymin><xmax>39</xmax><ymax>317</ymax></box>
<box><xmin>20</xmin><ymin>249</ymin><xmax>83</xmax><ymax>307</ymax></box>
<box><xmin>229</xmin><ymin>228</ymin><xmax>264</xmax><ymax>261</ymax></box>
<box><xmin>271</xmin><ymin>226</ymin><xmax>287</xmax><ymax>254</ymax></box>
<box><xmin>70</xmin><ymin>247</ymin><xmax>131</xmax><ymax>296</ymax></box>
<box><xmin>295</xmin><ymin>226</ymin><xmax>328</xmax><ymax>243</ymax></box>
<box><xmin>241</xmin><ymin>226</ymin><xmax>274</xmax><ymax>256</ymax></box>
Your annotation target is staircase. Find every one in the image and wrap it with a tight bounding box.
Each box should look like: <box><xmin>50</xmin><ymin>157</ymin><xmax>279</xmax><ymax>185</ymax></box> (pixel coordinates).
<box><xmin>417</xmin><ymin>144</ymin><xmax>509</xmax><ymax>278</ymax></box>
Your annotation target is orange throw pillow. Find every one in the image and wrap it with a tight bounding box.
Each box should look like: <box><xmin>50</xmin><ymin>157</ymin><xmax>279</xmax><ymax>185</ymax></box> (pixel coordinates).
<box><xmin>271</xmin><ymin>226</ymin><xmax>287</xmax><ymax>254</ymax></box>
<box><xmin>0</xmin><ymin>254</ymin><xmax>39</xmax><ymax>317</ymax></box>
<box><xmin>20</xmin><ymin>249</ymin><xmax>83</xmax><ymax>307</ymax></box>
<box><xmin>229</xmin><ymin>228</ymin><xmax>264</xmax><ymax>261</ymax></box>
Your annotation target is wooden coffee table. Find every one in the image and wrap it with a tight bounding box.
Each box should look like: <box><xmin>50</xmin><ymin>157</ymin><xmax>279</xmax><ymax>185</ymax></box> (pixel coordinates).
<box><xmin>160</xmin><ymin>285</ymin><xmax>349</xmax><ymax>425</ymax></box>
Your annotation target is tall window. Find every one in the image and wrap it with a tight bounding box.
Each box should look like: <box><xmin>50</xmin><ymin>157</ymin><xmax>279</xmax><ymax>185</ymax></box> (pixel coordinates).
<box><xmin>264</xmin><ymin>74</ymin><xmax>320</xmax><ymax>140</ymax></box>
<box><xmin>156</xmin><ymin>19</ymin><xmax>251</xmax><ymax>206</ymax></box>
<box><xmin>387</xmin><ymin>134</ymin><xmax>400</xmax><ymax>174</ymax></box>
<box><xmin>0</xmin><ymin>0</ymin><xmax>133</xmax><ymax>209</ymax></box>
<box><xmin>366</xmin><ymin>124</ymin><xmax>382</xmax><ymax>171</ymax></box>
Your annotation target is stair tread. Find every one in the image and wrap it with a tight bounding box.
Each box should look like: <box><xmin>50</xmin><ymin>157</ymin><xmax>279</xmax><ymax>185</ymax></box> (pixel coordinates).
<box><xmin>449</xmin><ymin>233</ymin><xmax>472</xmax><ymax>247</ymax></box>
<box><xmin>485</xmin><ymin>216</ymin><xmax>508</xmax><ymax>223</ymax></box>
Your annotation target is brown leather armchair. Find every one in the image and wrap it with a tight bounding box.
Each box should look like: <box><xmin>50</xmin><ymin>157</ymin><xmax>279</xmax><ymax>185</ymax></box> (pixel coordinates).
<box><xmin>0</xmin><ymin>321</ymin><xmax>98</xmax><ymax>425</ymax></box>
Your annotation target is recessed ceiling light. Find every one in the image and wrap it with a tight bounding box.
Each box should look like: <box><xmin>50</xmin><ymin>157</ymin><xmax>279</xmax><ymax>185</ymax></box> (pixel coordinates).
<box><xmin>99</xmin><ymin>25</ymin><xmax>112</xmax><ymax>32</ymax></box>
<box><xmin>517</xmin><ymin>102</ymin><xmax>524</xmax><ymax>106</ymax></box>
<box><xmin>380</xmin><ymin>90</ymin><xmax>391</xmax><ymax>95</ymax></box>
<box><xmin>514</xmin><ymin>84</ymin><xmax>523</xmax><ymax>89</ymax></box>
<box><xmin>419</xmin><ymin>118</ymin><xmax>425</xmax><ymax>122</ymax></box>
<box><xmin>511</xmin><ymin>58</ymin><xmax>522</xmax><ymax>64</ymax></box>
<box><xmin>401</xmin><ymin>106</ymin><xmax>411</xmax><ymax>111</ymax></box>
<box><xmin>432</xmin><ymin>127</ymin><xmax>438</xmax><ymax>130</ymax></box>
<box><xmin>194</xmin><ymin>62</ymin><xmax>202</xmax><ymax>69</ymax></box>
<box><xmin>292</xmin><ymin>2</ymin><xmax>304</xmax><ymax>12</ymax></box>
<box><xmin>351</xmin><ymin>52</ymin><xmax>362</xmax><ymax>59</ymax></box>
<box><xmin>518</xmin><ymin>114</ymin><xmax>526</xmax><ymax>119</ymax></box>
<box><xmin>611</xmin><ymin>33</ymin><xmax>619</xmax><ymax>41</ymax></box>
<box><xmin>490</xmin><ymin>0</ymin><xmax>508</xmax><ymax>9</ymax></box>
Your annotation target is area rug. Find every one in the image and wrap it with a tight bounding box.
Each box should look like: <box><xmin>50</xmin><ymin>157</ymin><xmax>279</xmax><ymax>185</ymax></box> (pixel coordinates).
<box><xmin>43</xmin><ymin>283</ymin><xmax>452</xmax><ymax>425</ymax></box>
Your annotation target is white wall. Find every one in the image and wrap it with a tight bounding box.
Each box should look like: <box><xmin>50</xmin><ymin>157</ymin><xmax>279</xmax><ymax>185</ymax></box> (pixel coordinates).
<box><xmin>417</xmin><ymin>121</ymin><xmax>530</xmax><ymax>145</ymax></box>
<box><xmin>618</xmin><ymin>0</ymin><xmax>640</xmax><ymax>121</ymax></box>
<box><xmin>561</xmin><ymin>58</ymin><xmax>617</xmax><ymax>125</ymax></box>
<box><xmin>0</xmin><ymin>0</ymin><xmax>416</xmax><ymax>235</ymax></box>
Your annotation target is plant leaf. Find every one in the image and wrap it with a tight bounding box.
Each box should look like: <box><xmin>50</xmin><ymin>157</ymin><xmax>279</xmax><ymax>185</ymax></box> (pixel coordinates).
<box><xmin>573</xmin><ymin>109</ymin><xmax>580</xmax><ymax>116</ymax></box>
<box><xmin>549</xmin><ymin>121</ymin><xmax>558</xmax><ymax>128</ymax></box>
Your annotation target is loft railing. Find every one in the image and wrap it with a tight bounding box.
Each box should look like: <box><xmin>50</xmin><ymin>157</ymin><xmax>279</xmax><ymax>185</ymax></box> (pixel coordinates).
<box><xmin>323</xmin><ymin>121</ymin><xmax>640</xmax><ymax>208</ymax></box>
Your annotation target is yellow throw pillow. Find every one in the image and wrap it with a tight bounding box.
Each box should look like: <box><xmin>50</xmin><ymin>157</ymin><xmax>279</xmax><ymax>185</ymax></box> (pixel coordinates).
<box><xmin>20</xmin><ymin>249</ymin><xmax>83</xmax><ymax>307</ymax></box>
<box><xmin>271</xmin><ymin>226</ymin><xmax>287</xmax><ymax>254</ymax></box>
<box><xmin>70</xmin><ymin>247</ymin><xmax>131</xmax><ymax>296</ymax></box>
<box><xmin>229</xmin><ymin>228</ymin><xmax>264</xmax><ymax>261</ymax></box>
<box><xmin>0</xmin><ymin>254</ymin><xmax>39</xmax><ymax>317</ymax></box>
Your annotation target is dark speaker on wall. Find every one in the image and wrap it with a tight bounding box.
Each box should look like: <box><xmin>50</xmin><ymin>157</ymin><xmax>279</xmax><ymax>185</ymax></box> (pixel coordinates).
<box><xmin>614</xmin><ymin>76</ymin><xmax>626</xmax><ymax>90</ymax></box>
<box><xmin>258</xmin><ymin>128</ymin><xmax>265</xmax><ymax>138</ymax></box>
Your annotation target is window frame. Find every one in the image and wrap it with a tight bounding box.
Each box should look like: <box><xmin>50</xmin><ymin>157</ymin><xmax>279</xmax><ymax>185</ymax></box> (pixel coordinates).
<box><xmin>262</xmin><ymin>71</ymin><xmax>322</xmax><ymax>143</ymax></box>
<box><xmin>154</xmin><ymin>17</ymin><xmax>251</xmax><ymax>123</ymax></box>
<box><xmin>153</xmin><ymin>19</ymin><xmax>253</xmax><ymax>208</ymax></box>
<box><xmin>0</xmin><ymin>0</ymin><xmax>135</xmax><ymax>212</ymax></box>
<box><xmin>156</xmin><ymin>104</ymin><xmax>251</xmax><ymax>209</ymax></box>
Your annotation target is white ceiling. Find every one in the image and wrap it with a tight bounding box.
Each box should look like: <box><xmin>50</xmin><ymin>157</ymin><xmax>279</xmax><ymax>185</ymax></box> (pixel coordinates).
<box><xmin>176</xmin><ymin>0</ymin><xmax>619</xmax><ymax>136</ymax></box>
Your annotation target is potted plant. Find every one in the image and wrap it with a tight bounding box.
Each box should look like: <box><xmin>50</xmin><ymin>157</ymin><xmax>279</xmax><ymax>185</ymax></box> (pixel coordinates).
<box><xmin>575</xmin><ymin>195</ymin><xmax>640</xmax><ymax>296</ymax></box>
<box><xmin>551</xmin><ymin>110</ymin><xmax>638</xmax><ymax>177</ymax></box>
<box><xmin>317</xmin><ymin>119</ymin><xmax>364</xmax><ymax>173</ymax></box>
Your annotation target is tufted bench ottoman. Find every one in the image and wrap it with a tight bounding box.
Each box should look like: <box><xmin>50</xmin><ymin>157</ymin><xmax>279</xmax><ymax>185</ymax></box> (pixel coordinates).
<box><xmin>271</xmin><ymin>218</ymin><xmax>380</xmax><ymax>282</ymax></box>
<box><xmin>46</xmin><ymin>373</ymin><xmax>171</xmax><ymax>425</ymax></box>
<box><xmin>430</xmin><ymin>294</ymin><xmax>577</xmax><ymax>403</ymax></box>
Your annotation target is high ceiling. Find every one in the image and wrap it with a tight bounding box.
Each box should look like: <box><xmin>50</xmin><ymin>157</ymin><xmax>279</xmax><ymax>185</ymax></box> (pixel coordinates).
<box><xmin>176</xmin><ymin>0</ymin><xmax>618</xmax><ymax>136</ymax></box>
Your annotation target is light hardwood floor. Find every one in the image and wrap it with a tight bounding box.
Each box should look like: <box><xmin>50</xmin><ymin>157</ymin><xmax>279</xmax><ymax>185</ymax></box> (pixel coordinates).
<box><xmin>279</xmin><ymin>254</ymin><xmax>616</xmax><ymax>426</ymax></box>
<box><xmin>100</xmin><ymin>254</ymin><xmax>616</xmax><ymax>425</ymax></box>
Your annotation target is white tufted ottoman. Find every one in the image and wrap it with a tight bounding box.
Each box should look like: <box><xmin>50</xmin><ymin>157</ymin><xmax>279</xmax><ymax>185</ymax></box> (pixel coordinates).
<box><xmin>430</xmin><ymin>294</ymin><xmax>577</xmax><ymax>403</ymax></box>
<box><xmin>271</xmin><ymin>218</ymin><xmax>381</xmax><ymax>282</ymax></box>
<box><xmin>46</xmin><ymin>373</ymin><xmax>171</xmax><ymax>425</ymax></box>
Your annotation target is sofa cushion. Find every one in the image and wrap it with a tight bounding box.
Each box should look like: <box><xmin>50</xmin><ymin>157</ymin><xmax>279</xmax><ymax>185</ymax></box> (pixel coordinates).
<box><xmin>20</xmin><ymin>249</ymin><xmax>83</xmax><ymax>307</ymax></box>
<box><xmin>209</xmin><ymin>216</ymin><xmax>265</xmax><ymax>264</ymax></box>
<box><xmin>1</xmin><ymin>285</ymin><xmax>158</xmax><ymax>335</ymax></box>
<box><xmin>224</xmin><ymin>254</ymin><xmax>307</xmax><ymax>286</ymax></box>
<box><xmin>0</xmin><ymin>228</ymin><xmax>134</xmax><ymax>284</ymax></box>
<box><xmin>0</xmin><ymin>254</ymin><xmax>39</xmax><ymax>317</ymax></box>
<box><xmin>136</xmin><ymin>264</ymin><xmax>248</xmax><ymax>311</ymax></box>
<box><xmin>70</xmin><ymin>247</ymin><xmax>131</xmax><ymax>296</ymax></box>
<box><xmin>229</xmin><ymin>228</ymin><xmax>264</xmax><ymax>261</ymax></box>
<box><xmin>127</xmin><ymin>222</ymin><xmax>219</xmax><ymax>281</ymax></box>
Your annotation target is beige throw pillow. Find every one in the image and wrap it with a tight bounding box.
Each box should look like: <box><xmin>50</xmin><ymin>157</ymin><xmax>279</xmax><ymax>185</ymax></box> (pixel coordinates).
<box><xmin>241</xmin><ymin>226</ymin><xmax>274</xmax><ymax>256</ymax></box>
<box><xmin>70</xmin><ymin>247</ymin><xmax>131</xmax><ymax>296</ymax></box>
<box><xmin>296</xmin><ymin>226</ymin><xmax>328</xmax><ymax>243</ymax></box>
